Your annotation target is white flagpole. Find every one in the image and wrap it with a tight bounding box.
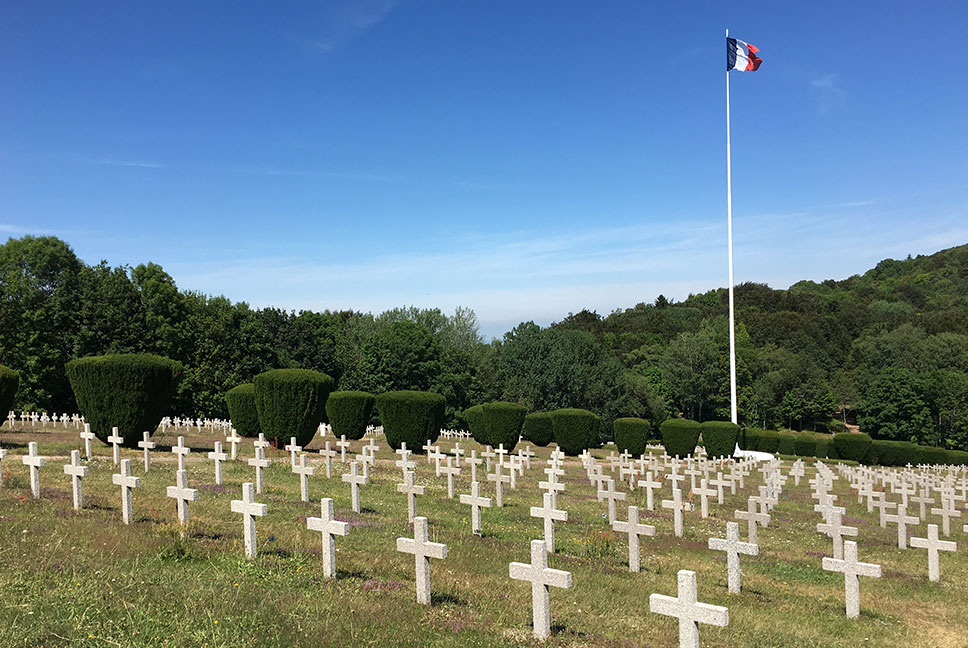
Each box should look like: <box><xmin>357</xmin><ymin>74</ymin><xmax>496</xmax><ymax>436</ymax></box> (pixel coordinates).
<box><xmin>725</xmin><ymin>27</ymin><xmax>738</xmax><ymax>425</ymax></box>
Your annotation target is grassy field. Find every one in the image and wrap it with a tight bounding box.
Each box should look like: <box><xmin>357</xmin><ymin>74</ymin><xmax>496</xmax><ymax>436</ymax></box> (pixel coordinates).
<box><xmin>1</xmin><ymin>424</ymin><xmax>966</xmax><ymax>647</ymax></box>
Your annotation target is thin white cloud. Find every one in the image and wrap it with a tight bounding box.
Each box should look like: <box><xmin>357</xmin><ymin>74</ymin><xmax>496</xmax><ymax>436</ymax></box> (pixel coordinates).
<box><xmin>297</xmin><ymin>1</ymin><xmax>397</xmax><ymax>55</ymax></box>
<box><xmin>810</xmin><ymin>73</ymin><xmax>847</xmax><ymax>114</ymax></box>
<box><xmin>0</xmin><ymin>224</ymin><xmax>57</xmax><ymax>235</ymax></box>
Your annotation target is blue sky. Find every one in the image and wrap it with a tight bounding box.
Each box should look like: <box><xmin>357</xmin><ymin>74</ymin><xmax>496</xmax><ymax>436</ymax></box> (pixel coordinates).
<box><xmin>2</xmin><ymin>2</ymin><xmax>966</xmax><ymax>338</ymax></box>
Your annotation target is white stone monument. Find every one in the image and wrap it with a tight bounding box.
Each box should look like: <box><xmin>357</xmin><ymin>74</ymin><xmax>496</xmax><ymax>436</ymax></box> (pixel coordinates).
<box><xmin>509</xmin><ymin>539</ymin><xmax>572</xmax><ymax>641</ymax></box>
<box><xmin>396</xmin><ymin>516</ymin><xmax>448</xmax><ymax>605</ymax></box>
<box><xmin>649</xmin><ymin>569</ymin><xmax>728</xmax><ymax>648</ymax></box>
<box><xmin>306</xmin><ymin>497</ymin><xmax>349</xmax><ymax>579</ymax></box>
<box><xmin>112</xmin><ymin>459</ymin><xmax>141</xmax><ymax>525</ymax></box>
<box><xmin>231</xmin><ymin>482</ymin><xmax>268</xmax><ymax>559</ymax></box>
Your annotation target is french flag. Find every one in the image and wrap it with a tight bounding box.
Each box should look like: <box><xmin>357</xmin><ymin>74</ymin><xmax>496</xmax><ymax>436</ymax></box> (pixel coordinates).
<box><xmin>726</xmin><ymin>37</ymin><xmax>762</xmax><ymax>71</ymax></box>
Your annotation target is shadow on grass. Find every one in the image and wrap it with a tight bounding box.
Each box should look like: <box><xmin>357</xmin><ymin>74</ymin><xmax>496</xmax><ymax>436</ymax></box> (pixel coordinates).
<box><xmin>359</xmin><ymin>506</ymin><xmax>379</xmax><ymax>514</ymax></box>
<box><xmin>335</xmin><ymin>567</ymin><xmax>367</xmax><ymax>581</ymax></box>
<box><xmin>431</xmin><ymin>591</ymin><xmax>468</xmax><ymax>607</ymax></box>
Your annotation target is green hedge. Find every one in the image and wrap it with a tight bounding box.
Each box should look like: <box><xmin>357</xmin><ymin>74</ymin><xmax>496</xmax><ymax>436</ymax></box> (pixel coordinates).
<box><xmin>0</xmin><ymin>364</ymin><xmax>19</xmax><ymax>423</ymax></box>
<box><xmin>463</xmin><ymin>405</ymin><xmax>487</xmax><ymax>445</ymax></box>
<box><xmin>225</xmin><ymin>383</ymin><xmax>261</xmax><ymax>437</ymax></box>
<box><xmin>253</xmin><ymin>369</ymin><xmax>334</xmax><ymax>447</ymax></box>
<box><xmin>65</xmin><ymin>354</ymin><xmax>183</xmax><ymax>447</ymax></box>
<box><xmin>757</xmin><ymin>430</ymin><xmax>780</xmax><ymax>453</ymax></box>
<box><xmin>738</xmin><ymin>428</ymin><xmax>759</xmax><ymax>451</ymax></box>
<box><xmin>833</xmin><ymin>433</ymin><xmax>872</xmax><ymax>462</ymax></box>
<box><xmin>700</xmin><ymin>421</ymin><xmax>738</xmax><ymax>458</ymax></box>
<box><xmin>550</xmin><ymin>408</ymin><xmax>598</xmax><ymax>456</ymax></box>
<box><xmin>376</xmin><ymin>390</ymin><xmax>445</xmax><ymax>451</ymax></box>
<box><xmin>613</xmin><ymin>417</ymin><xmax>650</xmax><ymax>456</ymax></box>
<box><xmin>326</xmin><ymin>391</ymin><xmax>375</xmax><ymax>441</ymax></box>
<box><xmin>793</xmin><ymin>434</ymin><xmax>816</xmax><ymax>457</ymax></box>
<box><xmin>522</xmin><ymin>412</ymin><xmax>554</xmax><ymax>446</ymax></box>
<box><xmin>895</xmin><ymin>441</ymin><xmax>918</xmax><ymax>466</ymax></box>
<box><xmin>915</xmin><ymin>445</ymin><xmax>949</xmax><ymax>466</ymax></box>
<box><xmin>947</xmin><ymin>450</ymin><xmax>968</xmax><ymax>466</ymax></box>
<box><xmin>777</xmin><ymin>432</ymin><xmax>797</xmax><ymax>455</ymax></box>
<box><xmin>659</xmin><ymin>418</ymin><xmax>701</xmax><ymax>458</ymax></box>
<box><xmin>482</xmin><ymin>401</ymin><xmax>527</xmax><ymax>451</ymax></box>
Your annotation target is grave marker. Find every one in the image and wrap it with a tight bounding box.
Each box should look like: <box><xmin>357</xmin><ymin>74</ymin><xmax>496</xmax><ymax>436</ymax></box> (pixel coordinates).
<box><xmin>509</xmin><ymin>539</ymin><xmax>572</xmax><ymax>641</ymax></box>
<box><xmin>306</xmin><ymin>497</ymin><xmax>350</xmax><ymax>579</ymax></box>
<box><xmin>396</xmin><ymin>516</ymin><xmax>448</xmax><ymax>605</ymax></box>
<box><xmin>612</xmin><ymin>505</ymin><xmax>656</xmax><ymax>572</ymax></box>
<box><xmin>231</xmin><ymin>482</ymin><xmax>268</xmax><ymax>559</ymax></box>
<box><xmin>63</xmin><ymin>449</ymin><xmax>88</xmax><ymax>511</ymax></box>
<box><xmin>708</xmin><ymin>521</ymin><xmax>758</xmax><ymax>593</ymax></box>
<box><xmin>649</xmin><ymin>569</ymin><xmax>728</xmax><ymax>648</ymax></box>
<box><xmin>822</xmin><ymin>540</ymin><xmax>881</xmax><ymax>619</ymax></box>
<box><xmin>112</xmin><ymin>459</ymin><xmax>141</xmax><ymax>525</ymax></box>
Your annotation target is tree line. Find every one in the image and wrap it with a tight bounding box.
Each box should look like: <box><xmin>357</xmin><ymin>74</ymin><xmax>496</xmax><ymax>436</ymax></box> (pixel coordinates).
<box><xmin>1</xmin><ymin>235</ymin><xmax>967</xmax><ymax>450</ymax></box>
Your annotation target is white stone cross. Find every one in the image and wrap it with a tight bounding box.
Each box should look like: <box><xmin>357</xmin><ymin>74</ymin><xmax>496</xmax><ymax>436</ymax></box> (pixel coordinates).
<box><xmin>817</xmin><ymin>508</ymin><xmax>858</xmax><ymax>560</ymax></box>
<box><xmin>822</xmin><ymin>540</ymin><xmax>881</xmax><ymax>619</ymax></box>
<box><xmin>172</xmin><ymin>436</ymin><xmax>191</xmax><ymax>472</ymax></box>
<box><xmin>708</xmin><ymin>521</ymin><xmax>758</xmax><ymax>593</ymax></box>
<box><xmin>166</xmin><ymin>469</ymin><xmax>199</xmax><ymax>525</ymax></box>
<box><xmin>80</xmin><ymin>423</ymin><xmax>96</xmax><ymax>461</ymax></box>
<box><xmin>22</xmin><ymin>441</ymin><xmax>45</xmax><ymax>499</ymax></box>
<box><xmin>138</xmin><ymin>431</ymin><xmax>156</xmax><ymax>472</ymax></box>
<box><xmin>112</xmin><ymin>459</ymin><xmax>141</xmax><ymax>525</ymax></box>
<box><xmin>231</xmin><ymin>482</ymin><xmax>268</xmax><ymax>559</ymax></box>
<box><xmin>466</xmin><ymin>450</ymin><xmax>483</xmax><ymax>483</ymax></box>
<box><xmin>613</xmin><ymin>505</ymin><xmax>656</xmax><ymax>572</ymax></box>
<box><xmin>909</xmin><ymin>523</ymin><xmax>957</xmax><ymax>582</ymax></box>
<box><xmin>709</xmin><ymin>472</ymin><xmax>729</xmax><ymax>505</ymax></box>
<box><xmin>225</xmin><ymin>429</ymin><xmax>242</xmax><ymax>460</ymax></box>
<box><xmin>481</xmin><ymin>445</ymin><xmax>495</xmax><ymax>471</ymax></box>
<box><xmin>397</xmin><ymin>468</ymin><xmax>425</xmax><ymax>523</ymax></box>
<box><xmin>452</xmin><ymin>442</ymin><xmax>465</xmax><ymax>467</ymax></box>
<box><xmin>285</xmin><ymin>437</ymin><xmax>302</xmax><ymax>468</ymax></box>
<box><xmin>293</xmin><ymin>454</ymin><xmax>316</xmax><ymax>502</ymax></box>
<box><xmin>460</xmin><ymin>480</ymin><xmax>492</xmax><ymax>536</ymax></box>
<box><xmin>207</xmin><ymin>441</ymin><xmax>227</xmax><ymax>485</ymax></box>
<box><xmin>395</xmin><ymin>443</ymin><xmax>415</xmax><ymax>476</ymax></box>
<box><xmin>597</xmin><ymin>478</ymin><xmax>627</xmax><ymax>524</ymax></box>
<box><xmin>318</xmin><ymin>441</ymin><xmax>338</xmax><ymax>478</ymax></box>
<box><xmin>336</xmin><ymin>435</ymin><xmax>351</xmax><ymax>462</ymax></box>
<box><xmin>253</xmin><ymin>432</ymin><xmax>270</xmax><ymax>452</ymax></box>
<box><xmin>538</xmin><ymin>474</ymin><xmax>566</xmax><ymax>510</ymax></box>
<box><xmin>911</xmin><ymin>486</ymin><xmax>935</xmax><ymax>520</ymax></box>
<box><xmin>342</xmin><ymin>460</ymin><xmax>370</xmax><ymax>513</ymax></box>
<box><xmin>107</xmin><ymin>427</ymin><xmax>123</xmax><ymax>466</ymax></box>
<box><xmin>307</xmin><ymin>497</ymin><xmax>350</xmax><ymax>579</ymax></box>
<box><xmin>509</xmin><ymin>539</ymin><xmax>572</xmax><ymax>641</ymax></box>
<box><xmin>247</xmin><ymin>445</ymin><xmax>271</xmax><ymax>494</ymax></box>
<box><xmin>530</xmin><ymin>492</ymin><xmax>568</xmax><ymax>554</ymax></box>
<box><xmin>650</xmin><ymin>569</ymin><xmax>728</xmax><ymax>648</ymax></box>
<box><xmin>637</xmin><ymin>471</ymin><xmax>662</xmax><ymax>510</ymax></box>
<box><xmin>884</xmin><ymin>503</ymin><xmax>919</xmax><ymax>548</ymax></box>
<box><xmin>735</xmin><ymin>497</ymin><xmax>770</xmax><ymax>545</ymax></box>
<box><xmin>422</xmin><ymin>439</ymin><xmax>437</xmax><ymax>462</ymax></box>
<box><xmin>692</xmin><ymin>478</ymin><xmax>717</xmax><ymax>519</ymax></box>
<box><xmin>0</xmin><ymin>446</ymin><xmax>6</xmax><ymax>486</ymax></box>
<box><xmin>661</xmin><ymin>487</ymin><xmax>694</xmax><ymax>538</ymax></box>
<box><xmin>487</xmin><ymin>462</ymin><xmax>511</xmax><ymax>507</ymax></box>
<box><xmin>495</xmin><ymin>443</ymin><xmax>508</xmax><ymax>467</ymax></box>
<box><xmin>396</xmin><ymin>516</ymin><xmax>448</xmax><ymax>605</ymax></box>
<box><xmin>930</xmin><ymin>496</ymin><xmax>961</xmax><ymax>536</ymax></box>
<box><xmin>438</xmin><ymin>456</ymin><xmax>460</xmax><ymax>499</ymax></box>
<box><xmin>63</xmin><ymin>449</ymin><xmax>88</xmax><ymax>511</ymax></box>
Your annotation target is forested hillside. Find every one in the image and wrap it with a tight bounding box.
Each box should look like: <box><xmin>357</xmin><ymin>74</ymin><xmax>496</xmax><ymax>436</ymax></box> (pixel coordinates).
<box><xmin>2</xmin><ymin>236</ymin><xmax>966</xmax><ymax>450</ymax></box>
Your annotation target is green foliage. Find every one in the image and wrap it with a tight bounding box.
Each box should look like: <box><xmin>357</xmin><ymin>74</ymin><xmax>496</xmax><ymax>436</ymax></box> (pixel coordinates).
<box><xmin>0</xmin><ymin>365</ymin><xmax>19</xmax><ymax>421</ymax></box>
<box><xmin>522</xmin><ymin>412</ymin><xmax>554</xmax><ymax>446</ymax></box>
<box><xmin>738</xmin><ymin>428</ymin><xmax>759</xmax><ymax>451</ymax></box>
<box><xmin>814</xmin><ymin>437</ymin><xmax>832</xmax><ymax>458</ymax></box>
<box><xmin>463</xmin><ymin>405</ymin><xmax>487</xmax><ymax>445</ymax></box>
<box><xmin>915</xmin><ymin>445</ymin><xmax>949</xmax><ymax>466</ymax></box>
<box><xmin>253</xmin><ymin>369</ymin><xmax>334</xmax><ymax>446</ymax></box>
<box><xmin>375</xmin><ymin>390</ymin><xmax>445</xmax><ymax>451</ymax></box>
<box><xmin>325</xmin><ymin>391</ymin><xmax>375</xmax><ymax>441</ymax></box>
<box><xmin>894</xmin><ymin>441</ymin><xmax>919</xmax><ymax>466</ymax></box>
<box><xmin>482</xmin><ymin>401</ymin><xmax>526</xmax><ymax>451</ymax></box>
<box><xmin>833</xmin><ymin>433</ymin><xmax>873</xmax><ymax>463</ymax></box>
<box><xmin>699</xmin><ymin>421</ymin><xmax>739</xmax><ymax>458</ymax></box>
<box><xmin>65</xmin><ymin>354</ymin><xmax>183</xmax><ymax>447</ymax></box>
<box><xmin>550</xmin><ymin>408</ymin><xmax>597</xmax><ymax>456</ymax></box>
<box><xmin>613</xmin><ymin>417</ymin><xmax>650</xmax><ymax>456</ymax></box>
<box><xmin>757</xmin><ymin>430</ymin><xmax>781</xmax><ymax>453</ymax></box>
<box><xmin>659</xmin><ymin>418</ymin><xmax>701</xmax><ymax>458</ymax></box>
<box><xmin>947</xmin><ymin>449</ymin><xmax>968</xmax><ymax>466</ymax></box>
<box><xmin>777</xmin><ymin>432</ymin><xmax>797</xmax><ymax>455</ymax></box>
<box><xmin>794</xmin><ymin>434</ymin><xmax>816</xmax><ymax>457</ymax></box>
<box><xmin>225</xmin><ymin>383</ymin><xmax>261</xmax><ymax>437</ymax></box>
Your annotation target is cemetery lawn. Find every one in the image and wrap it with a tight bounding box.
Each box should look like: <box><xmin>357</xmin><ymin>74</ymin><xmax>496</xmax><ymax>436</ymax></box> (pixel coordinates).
<box><xmin>1</xmin><ymin>425</ymin><xmax>967</xmax><ymax>648</ymax></box>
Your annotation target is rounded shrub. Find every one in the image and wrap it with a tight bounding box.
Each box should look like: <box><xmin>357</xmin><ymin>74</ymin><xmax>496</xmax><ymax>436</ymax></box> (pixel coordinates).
<box><xmin>947</xmin><ymin>449</ymin><xmax>968</xmax><ymax>466</ymax></box>
<box><xmin>0</xmin><ymin>364</ymin><xmax>20</xmax><ymax>423</ymax></box>
<box><xmin>376</xmin><ymin>390</ymin><xmax>445</xmax><ymax>451</ymax></box>
<box><xmin>757</xmin><ymin>430</ymin><xmax>781</xmax><ymax>453</ymax></box>
<box><xmin>65</xmin><ymin>354</ymin><xmax>183</xmax><ymax>447</ymax></box>
<box><xmin>659</xmin><ymin>418</ymin><xmax>701</xmax><ymax>458</ymax></box>
<box><xmin>326</xmin><ymin>391</ymin><xmax>375</xmax><ymax>441</ymax></box>
<box><xmin>871</xmin><ymin>439</ymin><xmax>899</xmax><ymax>466</ymax></box>
<box><xmin>613</xmin><ymin>417</ymin><xmax>650</xmax><ymax>456</ymax></box>
<box><xmin>225</xmin><ymin>383</ymin><xmax>261</xmax><ymax>437</ymax></box>
<box><xmin>793</xmin><ymin>434</ymin><xmax>816</xmax><ymax>457</ymax></box>
<box><xmin>738</xmin><ymin>428</ymin><xmax>760</xmax><ymax>451</ymax></box>
<box><xmin>777</xmin><ymin>432</ymin><xmax>797</xmax><ymax>455</ymax></box>
<box><xmin>482</xmin><ymin>401</ymin><xmax>527</xmax><ymax>451</ymax></box>
<box><xmin>700</xmin><ymin>421</ymin><xmax>739</xmax><ymax>459</ymax></box>
<box><xmin>915</xmin><ymin>445</ymin><xmax>948</xmax><ymax>466</ymax></box>
<box><xmin>894</xmin><ymin>441</ymin><xmax>918</xmax><ymax>466</ymax></box>
<box><xmin>813</xmin><ymin>437</ymin><xmax>831</xmax><ymax>458</ymax></box>
<box><xmin>833</xmin><ymin>432</ymin><xmax>872</xmax><ymax>463</ymax></box>
<box><xmin>550</xmin><ymin>408</ymin><xmax>597</xmax><ymax>456</ymax></box>
<box><xmin>463</xmin><ymin>405</ymin><xmax>487</xmax><ymax>445</ymax></box>
<box><xmin>253</xmin><ymin>369</ymin><xmax>335</xmax><ymax>447</ymax></box>
<box><xmin>522</xmin><ymin>412</ymin><xmax>554</xmax><ymax>446</ymax></box>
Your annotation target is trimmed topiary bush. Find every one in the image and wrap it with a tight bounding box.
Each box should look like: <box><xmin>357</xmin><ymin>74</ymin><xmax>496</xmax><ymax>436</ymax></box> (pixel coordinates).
<box><xmin>757</xmin><ymin>430</ymin><xmax>780</xmax><ymax>453</ymax></box>
<box><xmin>833</xmin><ymin>433</ymin><xmax>872</xmax><ymax>463</ymax></box>
<box><xmin>225</xmin><ymin>383</ymin><xmax>261</xmax><ymax>437</ymax></box>
<box><xmin>253</xmin><ymin>369</ymin><xmax>335</xmax><ymax>447</ymax></box>
<box><xmin>915</xmin><ymin>445</ymin><xmax>948</xmax><ymax>466</ymax></box>
<box><xmin>326</xmin><ymin>391</ymin><xmax>375</xmax><ymax>441</ymax></box>
<box><xmin>895</xmin><ymin>441</ymin><xmax>918</xmax><ymax>466</ymax></box>
<box><xmin>813</xmin><ymin>437</ymin><xmax>831</xmax><ymax>458</ymax></box>
<box><xmin>0</xmin><ymin>364</ymin><xmax>19</xmax><ymax>424</ymax></box>
<box><xmin>550</xmin><ymin>408</ymin><xmax>598</xmax><ymax>456</ymax></box>
<box><xmin>482</xmin><ymin>402</ymin><xmax>527</xmax><ymax>451</ymax></box>
<box><xmin>522</xmin><ymin>412</ymin><xmax>554</xmax><ymax>446</ymax></box>
<box><xmin>738</xmin><ymin>428</ymin><xmax>759</xmax><ymax>451</ymax></box>
<box><xmin>947</xmin><ymin>449</ymin><xmax>968</xmax><ymax>466</ymax></box>
<box><xmin>613</xmin><ymin>417</ymin><xmax>650</xmax><ymax>456</ymax></box>
<box><xmin>871</xmin><ymin>439</ymin><xmax>899</xmax><ymax>466</ymax></box>
<box><xmin>777</xmin><ymin>432</ymin><xmax>797</xmax><ymax>455</ymax></box>
<box><xmin>463</xmin><ymin>405</ymin><xmax>487</xmax><ymax>445</ymax></box>
<box><xmin>376</xmin><ymin>390</ymin><xmax>446</xmax><ymax>451</ymax></box>
<box><xmin>65</xmin><ymin>354</ymin><xmax>183</xmax><ymax>447</ymax></box>
<box><xmin>700</xmin><ymin>421</ymin><xmax>739</xmax><ymax>459</ymax></box>
<box><xmin>794</xmin><ymin>434</ymin><xmax>816</xmax><ymax>457</ymax></box>
<box><xmin>659</xmin><ymin>418</ymin><xmax>701</xmax><ymax>458</ymax></box>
